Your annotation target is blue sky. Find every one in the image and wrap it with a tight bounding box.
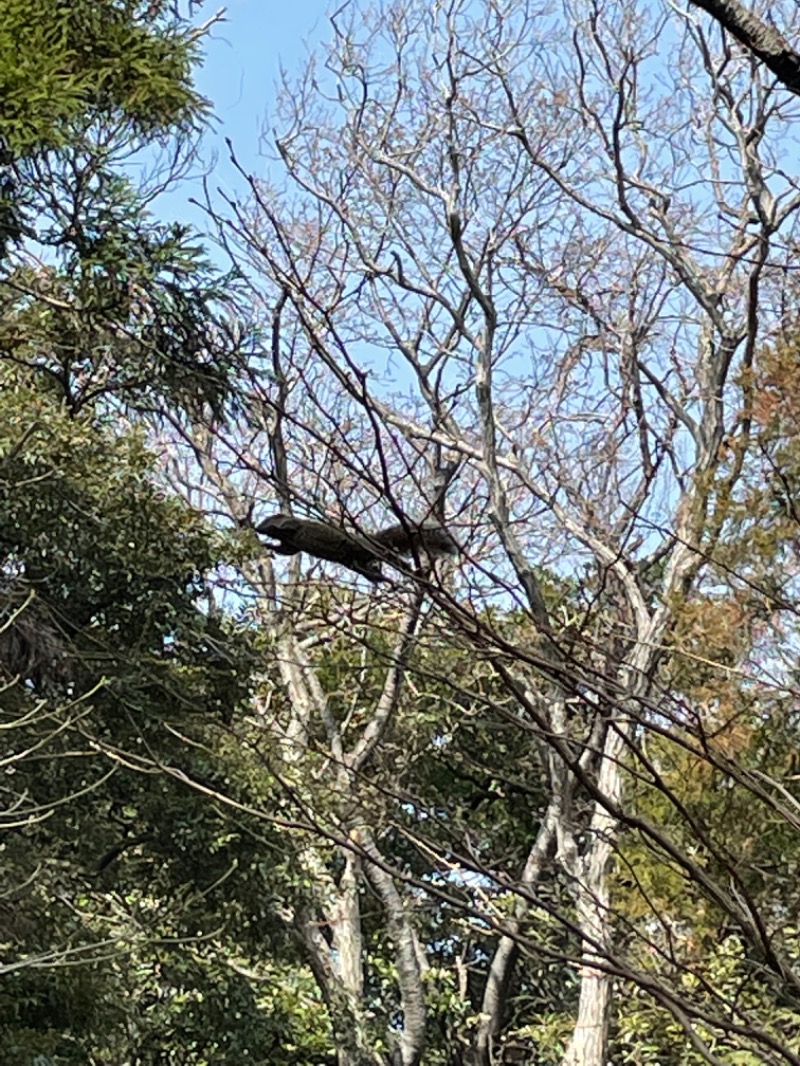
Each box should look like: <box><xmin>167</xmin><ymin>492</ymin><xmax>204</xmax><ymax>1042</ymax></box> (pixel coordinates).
<box><xmin>160</xmin><ymin>0</ymin><xmax>332</xmax><ymax>224</ymax></box>
<box><xmin>198</xmin><ymin>1</ymin><xmax>329</xmax><ymax>161</ymax></box>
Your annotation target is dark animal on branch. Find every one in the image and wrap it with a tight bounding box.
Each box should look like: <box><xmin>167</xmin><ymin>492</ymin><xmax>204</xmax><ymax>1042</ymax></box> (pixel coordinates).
<box><xmin>369</xmin><ymin>523</ymin><xmax>458</xmax><ymax>558</ymax></box>
<box><xmin>256</xmin><ymin>514</ymin><xmax>385</xmax><ymax>582</ymax></box>
<box><xmin>255</xmin><ymin>514</ymin><xmax>457</xmax><ymax>582</ymax></box>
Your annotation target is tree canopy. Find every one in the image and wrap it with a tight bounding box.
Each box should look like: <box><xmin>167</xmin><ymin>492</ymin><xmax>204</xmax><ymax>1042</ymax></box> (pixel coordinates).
<box><xmin>4</xmin><ymin>2</ymin><xmax>800</xmax><ymax>1065</ymax></box>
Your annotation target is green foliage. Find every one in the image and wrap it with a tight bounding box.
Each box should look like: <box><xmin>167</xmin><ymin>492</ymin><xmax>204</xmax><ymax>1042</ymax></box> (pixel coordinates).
<box><xmin>0</xmin><ymin>896</ymin><xmax>332</xmax><ymax>1065</ymax></box>
<box><xmin>0</xmin><ymin>0</ymin><xmax>237</xmax><ymax>409</ymax></box>
<box><xmin>1</xmin><ymin>380</ymin><xmax>206</xmax><ymax>650</ymax></box>
<box><xmin>0</xmin><ymin>4</ymin><xmax>270</xmax><ymax>1064</ymax></box>
<box><xmin>1</xmin><ymin>174</ymin><xmax>240</xmax><ymax>417</ymax></box>
<box><xmin>0</xmin><ymin>0</ymin><xmax>207</xmax><ymax>261</ymax></box>
<box><xmin>0</xmin><ymin>0</ymin><xmax>205</xmax><ymax>156</ymax></box>
<box><xmin>0</xmin><ymin>327</ymin><xmax>254</xmax><ymax>1066</ymax></box>
<box><xmin>614</xmin><ymin>938</ymin><xmax>800</xmax><ymax>1065</ymax></box>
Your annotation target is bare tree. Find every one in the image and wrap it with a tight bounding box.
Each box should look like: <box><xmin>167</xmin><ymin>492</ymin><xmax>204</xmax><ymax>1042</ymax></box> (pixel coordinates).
<box><xmin>166</xmin><ymin>0</ymin><xmax>800</xmax><ymax>1063</ymax></box>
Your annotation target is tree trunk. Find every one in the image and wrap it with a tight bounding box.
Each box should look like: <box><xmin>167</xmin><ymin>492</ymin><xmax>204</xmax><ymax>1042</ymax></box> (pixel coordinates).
<box><xmin>467</xmin><ymin>804</ymin><xmax>560</xmax><ymax>1066</ymax></box>
<box><xmin>561</xmin><ymin>724</ymin><xmax>628</xmax><ymax>1066</ymax></box>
